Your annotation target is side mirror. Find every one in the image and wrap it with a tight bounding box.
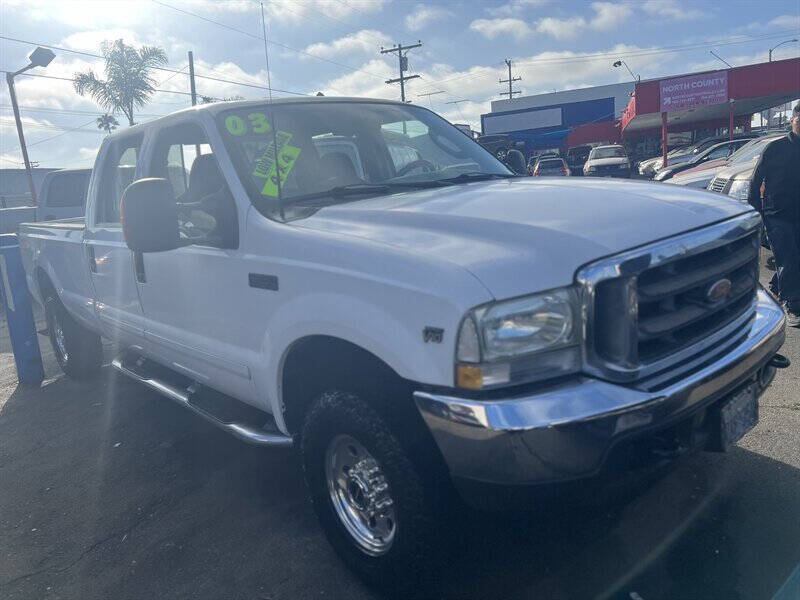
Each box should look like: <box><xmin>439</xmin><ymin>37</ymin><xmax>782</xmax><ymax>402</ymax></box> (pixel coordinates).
<box><xmin>120</xmin><ymin>178</ymin><xmax>180</xmax><ymax>253</ymax></box>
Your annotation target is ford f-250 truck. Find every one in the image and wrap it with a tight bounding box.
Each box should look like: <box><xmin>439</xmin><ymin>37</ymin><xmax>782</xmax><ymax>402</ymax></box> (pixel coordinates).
<box><xmin>19</xmin><ymin>98</ymin><xmax>788</xmax><ymax>592</ymax></box>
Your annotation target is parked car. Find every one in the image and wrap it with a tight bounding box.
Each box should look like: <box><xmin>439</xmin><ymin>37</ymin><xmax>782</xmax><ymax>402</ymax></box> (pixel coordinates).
<box><xmin>669</xmin><ymin>134</ymin><xmax>783</xmax><ymax>189</ymax></box>
<box><xmin>532</xmin><ymin>156</ymin><xmax>569</xmax><ymax>176</ymax></box>
<box><xmin>706</xmin><ymin>133</ymin><xmax>787</xmax><ymax>201</ymax></box>
<box><xmin>19</xmin><ymin>98</ymin><xmax>787</xmax><ymax>594</ymax></box>
<box><xmin>640</xmin><ymin>134</ymin><xmax>757</xmax><ymax>177</ymax></box>
<box><xmin>653</xmin><ymin>139</ymin><xmax>752</xmax><ymax>182</ymax></box>
<box><xmin>583</xmin><ymin>144</ymin><xmax>631</xmax><ymax>177</ymax></box>
<box><xmin>566</xmin><ymin>144</ymin><xmax>592</xmax><ymax>175</ymax></box>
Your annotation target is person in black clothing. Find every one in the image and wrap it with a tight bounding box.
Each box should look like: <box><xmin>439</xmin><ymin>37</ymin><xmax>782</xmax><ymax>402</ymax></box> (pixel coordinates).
<box><xmin>748</xmin><ymin>102</ymin><xmax>800</xmax><ymax>326</ymax></box>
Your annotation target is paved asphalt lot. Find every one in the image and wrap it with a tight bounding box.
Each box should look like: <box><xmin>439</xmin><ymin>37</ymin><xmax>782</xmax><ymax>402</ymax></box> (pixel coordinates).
<box><xmin>1</xmin><ymin>250</ymin><xmax>799</xmax><ymax>600</ymax></box>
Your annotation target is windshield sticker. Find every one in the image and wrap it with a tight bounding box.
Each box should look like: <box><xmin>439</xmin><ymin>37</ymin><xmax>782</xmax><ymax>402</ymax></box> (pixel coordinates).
<box><xmin>224</xmin><ymin>115</ymin><xmax>246</xmax><ymax>136</ymax></box>
<box><xmin>225</xmin><ymin>112</ymin><xmax>272</xmax><ymax>136</ymax></box>
<box><xmin>251</xmin><ymin>130</ymin><xmax>301</xmax><ymax>197</ymax></box>
<box><xmin>260</xmin><ymin>144</ymin><xmax>301</xmax><ymax>197</ymax></box>
<box><xmin>251</xmin><ymin>130</ymin><xmax>293</xmax><ymax>179</ymax></box>
<box><xmin>248</xmin><ymin>112</ymin><xmax>271</xmax><ymax>134</ymax></box>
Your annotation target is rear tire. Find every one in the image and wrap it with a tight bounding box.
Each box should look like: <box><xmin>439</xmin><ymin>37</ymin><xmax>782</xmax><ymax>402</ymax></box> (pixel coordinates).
<box><xmin>301</xmin><ymin>390</ymin><xmax>441</xmax><ymax>598</ymax></box>
<box><xmin>44</xmin><ymin>293</ymin><xmax>102</xmax><ymax>379</ymax></box>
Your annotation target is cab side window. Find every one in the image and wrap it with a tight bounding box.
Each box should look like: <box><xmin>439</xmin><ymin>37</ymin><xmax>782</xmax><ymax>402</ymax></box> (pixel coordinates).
<box><xmin>96</xmin><ymin>137</ymin><xmax>142</xmax><ymax>225</ymax></box>
<box><xmin>148</xmin><ymin>122</ymin><xmax>238</xmax><ymax>249</ymax></box>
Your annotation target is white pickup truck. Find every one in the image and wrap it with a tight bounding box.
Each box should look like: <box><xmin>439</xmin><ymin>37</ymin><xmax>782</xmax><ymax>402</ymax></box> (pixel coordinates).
<box><xmin>19</xmin><ymin>98</ymin><xmax>788</xmax><ymax>591</ymax></box>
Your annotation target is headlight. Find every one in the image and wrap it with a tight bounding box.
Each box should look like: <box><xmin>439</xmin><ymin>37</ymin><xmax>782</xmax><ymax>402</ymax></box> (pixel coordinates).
<box><xmin>585</xmin><ymin>166</ymin><xmax>596</xmax><ymax>173</ymax></box>
<box><xmin>455</xmin><ymin>288</ymin><xmax>582</xmax><ymax>389</ymax></box>
<box><xmin>727</xmin><ymin>179</ymin><xmax>749</xmax><ymax>201</ymax></box>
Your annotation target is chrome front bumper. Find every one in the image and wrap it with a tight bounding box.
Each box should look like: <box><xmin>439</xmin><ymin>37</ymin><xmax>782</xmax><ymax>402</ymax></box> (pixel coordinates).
<box><xmin>415</xmin><ymin>289</ymin><xmax>785</xmax><ymax>487</ymax></box>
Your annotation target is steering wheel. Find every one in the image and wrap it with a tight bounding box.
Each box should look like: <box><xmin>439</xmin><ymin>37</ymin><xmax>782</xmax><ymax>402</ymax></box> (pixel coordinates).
<box><xmin>395</xmin><ymin>159</ymin><xmax>436</xmax><ymax>177</ymax></box>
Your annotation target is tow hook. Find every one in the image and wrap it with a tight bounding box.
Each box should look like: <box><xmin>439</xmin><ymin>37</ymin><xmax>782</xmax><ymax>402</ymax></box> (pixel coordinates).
<box><xmin>768</xmin><ymin>353</ymin><xmax>791</xmax><ymax>369</ymax></box>
<box><xmin>759</xmin><ymin>353</ymin><xmax>790</xmax><ymax>391</ymax></box>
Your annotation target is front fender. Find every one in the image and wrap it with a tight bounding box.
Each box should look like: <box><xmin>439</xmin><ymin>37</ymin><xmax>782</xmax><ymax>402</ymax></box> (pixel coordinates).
<box><xmin>259</xmin><ymin>291</ymin><xmax>464</xmax><ymax>432</ymax></box>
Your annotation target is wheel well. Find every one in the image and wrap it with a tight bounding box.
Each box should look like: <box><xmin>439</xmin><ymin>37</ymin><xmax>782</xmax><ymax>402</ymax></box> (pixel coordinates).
<box><xmin>281</xmin><ymin>336</ymin><xmax>410</xmax><ymax>435</ymax></box>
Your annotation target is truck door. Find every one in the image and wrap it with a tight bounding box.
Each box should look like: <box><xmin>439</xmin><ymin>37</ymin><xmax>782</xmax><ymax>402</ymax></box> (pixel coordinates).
<box><xmin>135</xmin><ymin>118</ymin><xmax>256</xmax><ymax>403</ymax></box>
<box><xmin>84</xmin><ymin>133</ymin><xmax>146</xmax><ymax>345</ymax></box>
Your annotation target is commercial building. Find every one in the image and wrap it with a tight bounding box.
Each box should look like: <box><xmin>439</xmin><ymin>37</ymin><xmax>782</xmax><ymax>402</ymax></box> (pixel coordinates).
<box><xmin>480</xmin><ymin>57</ymin><xmax>800</xmax><ymax>162</ymax></box>
<box><xmin>480</xmin><ymin>82</ymin><xmax>632</xmax><ymax>156</ymax></box>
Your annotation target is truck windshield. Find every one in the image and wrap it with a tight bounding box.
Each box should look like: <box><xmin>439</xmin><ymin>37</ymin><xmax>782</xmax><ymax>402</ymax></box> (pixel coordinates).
<box><xmin>591</xmin><ymin>147</ymin><xmax>627</xmax><ymax>159</ymax></box>
<box><xmin>215</xmin><ymin>101</ymin><xmax>511</xmax><ymax>220</ymax></box>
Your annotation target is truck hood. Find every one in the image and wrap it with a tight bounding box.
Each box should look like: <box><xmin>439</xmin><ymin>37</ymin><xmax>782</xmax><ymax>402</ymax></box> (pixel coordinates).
<box><xmin>296</xmin><ymin>178</ymin><xmax>752</xmax><ymax>299</ymax></box>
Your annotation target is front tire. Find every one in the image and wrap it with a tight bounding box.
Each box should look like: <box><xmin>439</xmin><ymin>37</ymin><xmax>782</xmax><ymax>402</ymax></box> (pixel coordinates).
<box><xmin>301</xmin><ymin>390</ymin><xmax>440</xmax><ymax>596</ymax></box>
<box><xmin>44</xmin><ymin>293</ymin><xmax>102</xmax><ymax>379</ymax></box>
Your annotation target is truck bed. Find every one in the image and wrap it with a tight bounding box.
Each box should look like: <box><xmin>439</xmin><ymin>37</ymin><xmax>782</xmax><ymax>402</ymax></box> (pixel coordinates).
<box><xmin>19</xmin><ymin>218</ymin><xmax>94</xmax><ymax>329</ymax></box>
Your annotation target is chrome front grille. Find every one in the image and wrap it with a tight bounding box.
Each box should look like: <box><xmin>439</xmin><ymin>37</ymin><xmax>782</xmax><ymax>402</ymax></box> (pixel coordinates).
<box><xmin>708</xmin><ymin>177</ymin><xmax>728</xmax><ymax>193</ymax></box>
<box><xmin>635</xmin><ymin>232</ymin><xmax>758</xmax><ymax>363</ymax></box>
<box><xmin>578</xmin><ymin>213</ymin><xmax>762</xmax><ymax>386</ymax></box>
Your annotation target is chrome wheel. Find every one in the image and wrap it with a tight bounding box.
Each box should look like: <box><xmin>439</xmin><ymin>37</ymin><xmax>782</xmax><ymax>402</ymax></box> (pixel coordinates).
<box><xmin>52</xmin><ymin>313</ymin><xmax>68</xmax><ymax>363</ymax></box>
<box><xmin>325</xmin><ymin>434</ymin><xmax>396</xmax><ymax>556</ymax></box>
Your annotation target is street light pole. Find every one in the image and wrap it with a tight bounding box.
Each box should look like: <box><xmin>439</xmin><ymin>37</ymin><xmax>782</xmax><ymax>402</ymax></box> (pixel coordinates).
<box><xmin>612</xmin><ymin>59</ymin><xmax>639</xmax><ymax>82</ymax></box>
<box><xmin>5</xmin><ymin>47</ymin><xmax>55</xmax><ymax>207</ymax></box>
<box><xmin>5</xmin><ymin>73</ymin><xmax>38</xmax><ymax>205</ymax></box>
<box><xmin>769</xmin><ymin>38</ymin><xmax>798</xmax><ymax>61</ymax></box>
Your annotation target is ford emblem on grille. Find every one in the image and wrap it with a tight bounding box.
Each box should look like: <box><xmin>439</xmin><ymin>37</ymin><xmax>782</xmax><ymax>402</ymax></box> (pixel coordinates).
<box><xmin>707</xmin><ymin>278</ymin><xmax>732</xmax><ymax>303</ymax></box>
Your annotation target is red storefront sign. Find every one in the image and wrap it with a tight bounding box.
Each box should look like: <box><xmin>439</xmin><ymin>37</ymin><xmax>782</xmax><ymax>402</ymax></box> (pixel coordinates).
<box><xmin>659</xmin><ymin>70</ymin><xmax>728</xmax><ymax>113</ymax></box>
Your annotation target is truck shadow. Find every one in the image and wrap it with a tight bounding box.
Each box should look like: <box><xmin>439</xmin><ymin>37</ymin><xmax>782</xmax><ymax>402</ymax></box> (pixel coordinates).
<box><xmin>1</xmin><ymin>369</ymin><xmax>799</xmax><ymax>600</ymax></box>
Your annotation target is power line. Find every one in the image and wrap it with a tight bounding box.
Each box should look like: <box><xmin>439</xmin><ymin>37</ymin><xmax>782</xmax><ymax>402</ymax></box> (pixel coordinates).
<box><xmin>151</xmin><ymin>0</ymin><xmax>386</xmax><ymax>81</ymax></box>
<box><xmin>416</xmin><ymin>28</ymin><xmax>800</xmax><ymax>91</ymax></box>
<box><xmin>0</xmin><ymin>69</ymin><xmax>203</xmax><ymax>98</ymax></box>
<box><xmin>0</xmin><ymin>104</ymin><xmax>166</xmax><ymax>118</ymax></box>
<box><xmin>0</xmin><ymin>34</ymin><xmax>307</xmax><ymax>96</ymax></box>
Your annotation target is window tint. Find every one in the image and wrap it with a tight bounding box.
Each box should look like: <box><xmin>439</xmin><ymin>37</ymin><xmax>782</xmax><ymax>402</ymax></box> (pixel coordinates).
<box><xmin>46</xmin><ymin>172</ymin><xmax>89</xmax><ymax>208</ymax></box>
<box><xmin>96</xmin><ymin>137</ymin><xmax>142</xmax><ymax>224</ymax></box>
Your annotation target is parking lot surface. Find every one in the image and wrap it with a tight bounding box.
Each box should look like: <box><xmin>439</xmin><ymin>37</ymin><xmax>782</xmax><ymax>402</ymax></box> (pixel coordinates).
<box><xmin>1</xmin><ymin>251</ymin><xmax>799</xmax><ymax>600</ymax></box>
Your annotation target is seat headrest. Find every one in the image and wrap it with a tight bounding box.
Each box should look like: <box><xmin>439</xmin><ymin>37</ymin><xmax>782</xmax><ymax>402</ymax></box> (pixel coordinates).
<box><xmin>188</xmin><ymin>154</ymin><xmax>224</xmax><ymax>200</ymax></box>
<box><xmin>319</xmin><ymin>152</ymin><xmax>358</xmax><ymax>184</ymax></box>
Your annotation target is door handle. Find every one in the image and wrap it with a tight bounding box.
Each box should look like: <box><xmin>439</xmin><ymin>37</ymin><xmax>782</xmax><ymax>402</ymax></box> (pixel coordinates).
<box><xmin>87</xmin><ymin>245</ymin><xmax>97</xmax><ymax>273</ymax></box>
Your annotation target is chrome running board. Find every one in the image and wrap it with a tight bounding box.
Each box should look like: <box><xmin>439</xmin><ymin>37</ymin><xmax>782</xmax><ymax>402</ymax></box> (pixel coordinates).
<box><xmin>111</xmin><ymin>353</ymin><xmax>293</xmax><ymax>447</ymax></box>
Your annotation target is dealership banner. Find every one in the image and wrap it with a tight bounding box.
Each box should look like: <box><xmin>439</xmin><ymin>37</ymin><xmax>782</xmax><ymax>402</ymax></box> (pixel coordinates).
<box><xmin>659</xmin><ymin>70</ymin><xmax>728</xmax><ymax>113</ymax></box>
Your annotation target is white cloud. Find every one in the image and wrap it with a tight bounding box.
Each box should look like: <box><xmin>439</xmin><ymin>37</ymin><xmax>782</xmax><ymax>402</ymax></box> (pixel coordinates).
<box><xmin>3</xmin><ymin>0</ymin><xmax>151</xmax><ymax>28</ymax></box>
<box><xmin>405</xmin><ymin>5</ymin><xmax>451</xmax><ymax>31</ymax></box>
<box><xmin>78</xmin><ymin>146</ymin><xmax>100</xmax><ymax>160</ymax></box>
<box><xmin>470</xmin><ymin>18</ymin><xmax>531</xmax><ymax>40</ymax></box>
<box><xmin>304</xmin><ymin>30</ymin><xmax>391</xmax><ymax>58</ymax></box>
<box><xmin>61</xmin><ymin>29</ymin><xmax>142</xmax><ymax>53</ymax></box>
<box><xmin>768</xmin><ymin>14</ymin><xmax>800</xmax><ymax>30</ymax></box>
<box><xmin>590</xmin><ymin>2</ymin><xmax>633</xmax><ymax>31</ymax></box>
<box><xmin>641</xmin><ymin>0</ymin><xmax>705</xmax><ymax>22</ymax></box>
<box><xmin>488</xmin><ymin>0</ymin><xmax>549</xmax><ymax>17</ymax></box>
<box><xmin>535</xmin><ymin>16</ymin><xmax>586</xmax><ymax>40</ymax></box>
<box><xmin>531</xmin><ymin>3</ymin><xmax>631</xmax><ymax>39</ymax></box>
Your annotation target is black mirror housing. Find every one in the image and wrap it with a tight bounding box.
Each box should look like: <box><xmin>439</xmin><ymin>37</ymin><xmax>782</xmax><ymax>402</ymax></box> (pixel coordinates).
<box><xmin>121</xmin><ymin>178</ymin><xmax>180</xmax><ymax>253</ymax></box>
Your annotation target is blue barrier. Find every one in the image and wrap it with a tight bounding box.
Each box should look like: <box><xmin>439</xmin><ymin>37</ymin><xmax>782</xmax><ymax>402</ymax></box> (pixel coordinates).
<box><xmin>0</xmin><ymin>234</ymin><xmax>44</xmax><ymax>384</ymax></box>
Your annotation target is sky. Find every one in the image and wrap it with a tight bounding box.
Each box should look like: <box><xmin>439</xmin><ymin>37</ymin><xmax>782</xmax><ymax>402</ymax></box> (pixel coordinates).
<box><xmin>1</xmin><ymin>0</ymin><xmax>799</xmax><ymax>169</ymax></box>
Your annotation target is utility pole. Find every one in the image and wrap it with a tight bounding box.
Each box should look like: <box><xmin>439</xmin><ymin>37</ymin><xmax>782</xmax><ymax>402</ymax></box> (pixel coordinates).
<box><xmin>381</xmin><ymin>41</ymin><xmax>422</xmax><ymax>103</ymax></box>
<box><xmin>417</xmin><ymin>90</ymin><xmax>444</xmax><ymax>107</ymax></box>
<box><xmin>188</xmin><ymin>51</ymin><xmax>197</xmax><ymax>106</ymax></box>
<box><xmin>499</xmin><ymin>59</ymin><xmax>521</xmax><ymax>99</ymax></box>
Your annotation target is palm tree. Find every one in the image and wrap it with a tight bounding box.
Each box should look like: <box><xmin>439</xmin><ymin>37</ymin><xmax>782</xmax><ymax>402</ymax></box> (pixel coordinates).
<box><xmin>96</xmin><ymin>113</ymin><xmax>119</xmax><ymax>135</ymax></box>
<box><xmin>74</xmin><ymin>39</ymin><xmax>168</xmax><ymax>126</ymax></box>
